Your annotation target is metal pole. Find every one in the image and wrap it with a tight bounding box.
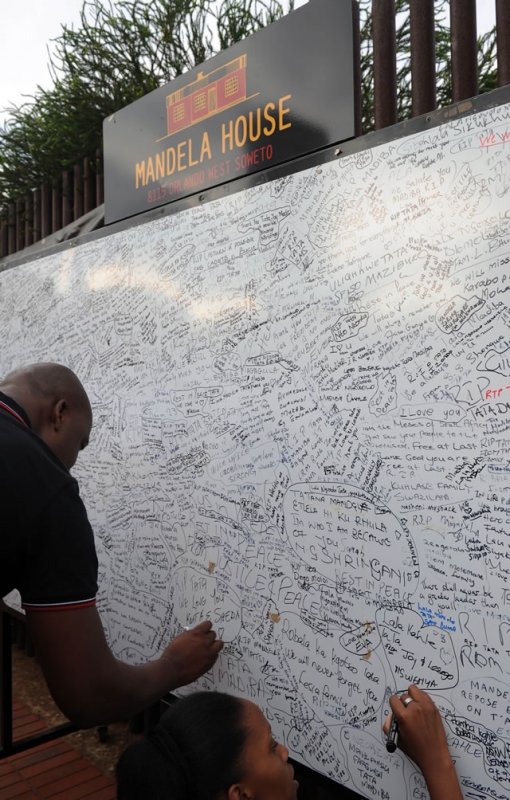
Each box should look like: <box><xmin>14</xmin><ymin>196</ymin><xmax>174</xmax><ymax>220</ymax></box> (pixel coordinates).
<box><xmin>41</xmin><ymin>188</ymin><xmax>52</xmax><ymax>239</ymax></box>
<box><xmin>410</xmin><ymin>0</ymin><xmax>436</xmax><ymax>116</ymax></box>
<box><xmin>62</xmin><ymin>171</ymin><xmax>73</xmax><ymax>228</ymax></box>
<box><xmin>0</xmin><ymin>213</ymin><xmax>7</xmax><ymax>260</ymax></box>
<box><xmin>52</xmin><ymin>183</ymin><xmax>62</xmax><ymax>234</ymax></box>
<box><xmin>33</xmin><ymin>189</ymin><xmax>42</xmax><ymax>244</ymax></box>
<box><xmin>95</xmin><ymin>151</ymin><xmax>104</xmax><ymax>207</ymax></box>
<box><xmin>83</xmin><ymin>157</ymin><xmax>95</xmax><ymax>214</ymax></box>
<box><xmin>74</xmin><ymin>163</ymin><xmax>84</xmax><ymax>221</ymax></box>
<box><xmin>7</xmin><ymin>204</ymin><xmax>16</xmax><ymax>255</ymax></box>
<box><xmin>450</xmin><ymin>0</ymin><xmax>478</xmax><ymax>102</ymax></box>
<box><xmin>352</xmin><ymin>0</ymin><xmax>363</xmax><ymax>136</ymax></box>
<box><xmin>24</xmin><ymin>192</ymin><xmax>33</xmax><ymax>248</ymax></box>
<box><xmin>15</xmin><ymin>200</ymin><xmax>24</xmax><ymax>254</ymax></box>
<box><xmin>496</xmin><ymin>0</ymin><xmax>510</xmax><ymax>87</ymax></box>
<box><xmin>0</xmin><ymin>611</ymin><xmax>14</xmax><ymax>755</ymax></box>
<box><xmin>0</xmin><ymin>608</ymin><xmax>78</xmax><ymax>760</ymax></box>
<box><xmin>373</xmin><ymin>0</ymin><xmax>398</xmax><ymax>130</ymax></box>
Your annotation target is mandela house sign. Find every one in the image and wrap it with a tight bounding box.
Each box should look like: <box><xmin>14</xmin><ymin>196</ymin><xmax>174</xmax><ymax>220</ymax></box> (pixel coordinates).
<box><xmin>103</xmin><ymin>0</ymin><xmax>354</xmax><ymax>224</ymax></box>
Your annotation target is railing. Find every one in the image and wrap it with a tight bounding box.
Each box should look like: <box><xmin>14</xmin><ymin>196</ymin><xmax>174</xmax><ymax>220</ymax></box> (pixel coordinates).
<box><xmin>1</xmin><ymin>0</ymin><xmax>510</xmax><ymax>260</ymax></box>
<box><xmin>0</xmin><ymin>152</ymin><xmax>104</xmax><ymax>261</ymax></box>
<box><xmin>369</xmin><ymin>0</ymin><xmax>510</xmax><ymax>131</ymax></box>
<box><xmin>0</xmin><ymin>607</ymin><xmax>78</xmax><ymax>759</ymax></box>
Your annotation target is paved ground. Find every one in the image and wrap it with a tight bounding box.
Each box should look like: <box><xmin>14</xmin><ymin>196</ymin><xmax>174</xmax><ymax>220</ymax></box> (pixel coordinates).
<box><xmin>10</xmin><ymin>646</ymin><xmax>139</xmax><ymax>781</ymax></box>
<box><xmin>0</xmin><ymin>699</ymin><xmax>116</xmax><ymax>799</ymax></box>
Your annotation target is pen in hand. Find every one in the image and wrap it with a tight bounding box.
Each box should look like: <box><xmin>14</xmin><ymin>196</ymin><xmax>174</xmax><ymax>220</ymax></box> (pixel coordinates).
<box><xmin>386</xmin><ymin>713</ymin><xmax>399</xmax><ymax>753</ymax></box>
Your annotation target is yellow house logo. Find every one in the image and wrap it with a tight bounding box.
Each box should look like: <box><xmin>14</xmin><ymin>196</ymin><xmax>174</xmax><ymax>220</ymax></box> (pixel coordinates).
<box><xmin>136</xmin><ymin>51</ymin><xmax>291</xmax><ymax>190</ymax></box>
<box><xmin>165</xmin><ymin>55</ymin><xmax>250</xmax><ymax>138</ymax></box>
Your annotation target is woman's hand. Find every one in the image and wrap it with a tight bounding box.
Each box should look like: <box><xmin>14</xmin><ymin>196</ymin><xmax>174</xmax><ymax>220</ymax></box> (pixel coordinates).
<box><xmin>383</xmin><ymin>685</ymin><xmax>463</xmax><ymax>800</ymax></box>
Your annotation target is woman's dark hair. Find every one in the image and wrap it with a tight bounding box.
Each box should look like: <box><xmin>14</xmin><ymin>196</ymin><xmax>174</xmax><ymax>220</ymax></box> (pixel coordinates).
<box><xmin>116</xmin><ymin>691</ymin><xmax>247</xmax><ymax>799</ymax></box>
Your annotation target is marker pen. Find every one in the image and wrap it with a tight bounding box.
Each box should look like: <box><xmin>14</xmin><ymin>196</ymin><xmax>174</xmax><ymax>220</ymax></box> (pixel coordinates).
<box><xmin>386</xmin><ymin>713</ymin><xmax>399</xmax><ymax>753</ymax></box>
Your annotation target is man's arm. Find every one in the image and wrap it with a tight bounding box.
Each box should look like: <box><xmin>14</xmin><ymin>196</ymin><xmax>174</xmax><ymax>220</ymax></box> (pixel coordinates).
<box><xmin>26</xmin><ymin>606</ymin><xmax>222</xmax><ymax>727</ymax></box>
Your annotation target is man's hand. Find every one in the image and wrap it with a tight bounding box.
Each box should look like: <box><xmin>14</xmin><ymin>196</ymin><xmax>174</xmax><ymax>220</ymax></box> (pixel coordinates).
<box><xmin>27</xmin><ymin>607</ymin><xmax>223</xmax><ymax>727</ymax></box>
<box><xmin>159</xmin><ymin>620</ymin><xmax>223</xmax><ymax>687</ymax></box>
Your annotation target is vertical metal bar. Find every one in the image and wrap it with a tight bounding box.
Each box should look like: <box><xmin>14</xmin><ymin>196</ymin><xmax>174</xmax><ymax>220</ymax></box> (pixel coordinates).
<box><xmin>83</xmin><ymin>157</ymin><xmax>95</xmax><ymax>214</ymax></box>
<box><xmin>450</xmin><ymin>0</ymin><xmax>478</xmax><ymax>102</ymax></box>
<box><xmin>0</xmin><ymin>212</ymin><xmax>7</xmax><ymax>260</ymax></box>
<box><xmin>95</xmin><ymin>150</ymin><xmax>104</xmax><ymax>207</ymax></box>
<box><xmin>7</xmin><ymin>204</ymin><xmax>16</xmax><ymax>255</ymax></box>
<box><xmin>352</xmin><ymin>0</ymin><xmax>362</xmax><ymax>136</ymax></box>
<box><xmin>73</xmin><ymin>163</ymin><xmax>83</xmax><ymax>220</ymax></box>
<box><xmin>52</xmin><ymin>184</ymin><xmax>62</xmax><ymax>234</ymax></box>
<box><xmin>24</xmin><ymin>193</ymin><xmax>33</xmax><ymax>248</ymax></box>
<box><xmin>15</xmin><ymin>200</ymin><xmax>24</xmax><ymax>253</ymax></box>
<box><xmin>41</xmin><ymin>188</ymin><xmax>51</xmax><ymax>239</ymax></box>
<box><xmin>62</xmin><ymin>171</ymin><xmax>73</xmax><ymax>228</ymax></box>
<box><xmin>373</xmin><ymin>0</ymin><xmax>397</xmax><ymax>130</ymax></box>
<box><xmin>410</xmin><ymin>0</ymin><xmax>436</xmax><ymax>116</ymax></box>
<box><xmin>496</xmin><ymin>0</ymin><xmax>510</xmax><ymax>87</ymax></box>
<box><xmin>32</xmin><ymin>189</ymin><xmax>41</xmax><ymax>244</ymax></box>
<box><xmin>0</xmin><ymin>611</ymin><xmax>14</xmax><ymax>755</ymax></box>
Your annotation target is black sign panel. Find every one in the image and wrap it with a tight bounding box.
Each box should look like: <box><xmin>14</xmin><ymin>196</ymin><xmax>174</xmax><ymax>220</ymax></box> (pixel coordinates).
<box><xmin>103</xmin><ymin>0</ymin><xmax>354</xmax><ymax>223</ymax></box>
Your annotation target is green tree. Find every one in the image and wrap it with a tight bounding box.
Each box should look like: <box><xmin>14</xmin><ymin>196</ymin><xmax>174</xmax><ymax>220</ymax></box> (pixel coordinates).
<box><xmin>0</xmin><ymin>0</ymin><xmax>292</xmax><ymax>203</ymax></box>
<box><xmin>0</xmin><ymin>0</ymin><xmax>498</xmax><ymax>204</ymax></box>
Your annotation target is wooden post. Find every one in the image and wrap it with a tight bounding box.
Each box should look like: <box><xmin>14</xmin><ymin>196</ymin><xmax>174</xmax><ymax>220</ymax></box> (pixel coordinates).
<box><xmin>373</xmin><ymin>0</ymin><xmax>397</xmax><ymax>130</ymax></box>
<box><xmin>410</xmin><ymin>0</ymin><xmax>436</xmax><ymax>116</ymax></box>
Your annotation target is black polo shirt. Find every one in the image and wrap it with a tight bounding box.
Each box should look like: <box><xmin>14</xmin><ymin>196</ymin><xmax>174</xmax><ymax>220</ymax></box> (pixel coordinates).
<box><xmin>0</xmin><ymin>391</ymin><xmax>98</xmax><ymax>610</ymax></box>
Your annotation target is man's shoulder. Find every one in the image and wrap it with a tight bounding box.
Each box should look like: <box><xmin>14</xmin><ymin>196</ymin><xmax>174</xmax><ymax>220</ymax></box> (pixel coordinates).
<box><xmin>0</xmin><ymin>412</ymin><xmax>75</xmax><ymax>499</ymax></box>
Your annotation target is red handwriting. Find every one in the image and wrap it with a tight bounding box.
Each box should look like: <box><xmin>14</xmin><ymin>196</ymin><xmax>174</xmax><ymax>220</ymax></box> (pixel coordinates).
<box><xmin>485</xmin><ymin>387</ymin><xmax>510</xmax><ymax>400</ymax></box>
<box><xmin>479</xmin><ymin>131</ymin><xmax>510</xmax><ymax>148</ymax></box>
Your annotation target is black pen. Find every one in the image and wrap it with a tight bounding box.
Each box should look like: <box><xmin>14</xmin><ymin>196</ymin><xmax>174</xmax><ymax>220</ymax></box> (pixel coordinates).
<box><xmin>386</xmin><ymin>713</ymin><xmax>399</xmax><ymax>753</ymax></box>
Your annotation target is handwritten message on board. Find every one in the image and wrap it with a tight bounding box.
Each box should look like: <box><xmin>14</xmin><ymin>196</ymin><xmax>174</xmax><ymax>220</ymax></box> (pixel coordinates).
<box><xmin>2</xmin><ymin>100</ymin><xmax>510</xmax><ymax>799</ymax></box>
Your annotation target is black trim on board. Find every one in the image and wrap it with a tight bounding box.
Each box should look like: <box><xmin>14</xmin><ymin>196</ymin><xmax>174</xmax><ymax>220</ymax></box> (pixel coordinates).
<box><xmin>2</xmin><ymin>84</ymin><xmax>510</xmax><ymax>275</ymax></box>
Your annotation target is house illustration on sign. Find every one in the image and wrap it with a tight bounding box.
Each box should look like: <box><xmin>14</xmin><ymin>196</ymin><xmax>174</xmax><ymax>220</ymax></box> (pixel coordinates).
<box><xmin>166</xmin><ymin>55</ymin><xmax>248</xmax><ymax>136</ymax></box>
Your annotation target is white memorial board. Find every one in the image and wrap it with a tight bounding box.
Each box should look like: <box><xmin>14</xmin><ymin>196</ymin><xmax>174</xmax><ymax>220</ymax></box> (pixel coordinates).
<box><xmin>2</xmin><ymin>98</ymin><xmax>510</xmax><ymax>799</ymax></box>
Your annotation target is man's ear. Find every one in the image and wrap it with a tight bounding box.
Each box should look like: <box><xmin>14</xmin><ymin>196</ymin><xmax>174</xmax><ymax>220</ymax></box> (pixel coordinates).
<box><xmin>51</xmin><ymin>399</ymin><xmax>68</xmax><ymax>431</ymax></box>
<box><xmin>227</xmin><ymin>785</ymin><xmax>253</xmax><ymax>800</ymax></box>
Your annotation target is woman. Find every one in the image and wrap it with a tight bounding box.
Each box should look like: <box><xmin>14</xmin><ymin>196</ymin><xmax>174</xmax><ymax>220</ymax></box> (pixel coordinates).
<box><xmin>116</xmin><ymin>685</ymin><xmax>461</xmax><ymax>800</ymax></box>
<box><xmin>116</xmin><ymin>690</ymin><xmax>298</xmax><ymax>800</ymax></box>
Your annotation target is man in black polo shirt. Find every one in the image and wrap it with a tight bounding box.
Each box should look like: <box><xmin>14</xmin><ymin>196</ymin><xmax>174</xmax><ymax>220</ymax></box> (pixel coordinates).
<box><xmin>0</xmin><ymin>363</ymin><xmax>222</xmax><ymax>727</ymax></box>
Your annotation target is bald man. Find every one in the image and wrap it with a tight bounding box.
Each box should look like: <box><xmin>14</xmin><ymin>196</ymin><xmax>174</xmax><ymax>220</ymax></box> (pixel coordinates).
<box><xmin>0</xmin><ymin>364</ymin><xmax>222</xmax><ymax>727</ymax></box>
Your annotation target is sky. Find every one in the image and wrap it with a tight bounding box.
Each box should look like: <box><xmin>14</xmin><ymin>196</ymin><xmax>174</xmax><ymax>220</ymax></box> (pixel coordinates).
<box><xmin>0</xmin><ymin>0</ymin><xmax>498</xmax><ymax>128</ymax></box>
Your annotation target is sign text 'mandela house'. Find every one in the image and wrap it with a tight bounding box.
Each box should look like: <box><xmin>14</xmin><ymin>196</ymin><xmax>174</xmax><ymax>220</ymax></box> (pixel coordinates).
<box><xmin>135</xmin><ymin>95</ymin><xmax>292</xmax><ymax>188</ymax></box>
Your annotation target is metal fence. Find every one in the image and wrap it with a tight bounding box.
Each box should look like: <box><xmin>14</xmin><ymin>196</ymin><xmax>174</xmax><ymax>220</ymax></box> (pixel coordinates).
<box><xmin>0</xmin><ymin>153</ymin><xmax>103</xmax><ymax>260</ymax></box>
<box><xmin>1</xmin><ymin>0</ymin><xmax>509</xmax><ymax>260</ymax></box>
